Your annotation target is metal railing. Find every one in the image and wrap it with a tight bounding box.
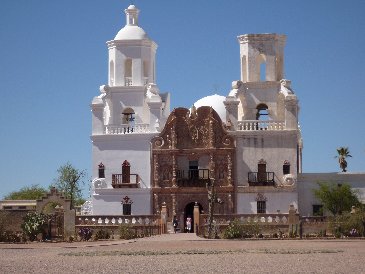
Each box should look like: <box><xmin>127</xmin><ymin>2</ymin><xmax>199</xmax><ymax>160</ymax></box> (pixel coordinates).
<box><xmin>112</xmin><ymin>174</ymin><xmax>140</xmax><ymax>188</ymax></box>
<box><xmin>248</xmin><ymin>172</ymin><xmax>275</xmax><ymax>186</ymax></box>
<box><xmin>177</xmin><ymin>169</ymin><xmax>210</xmax><ymax>187</ymax></box>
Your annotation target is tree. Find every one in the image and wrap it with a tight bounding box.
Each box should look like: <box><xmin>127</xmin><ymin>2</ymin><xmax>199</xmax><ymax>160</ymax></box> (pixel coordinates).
<box><xmin>53</xmin><ymin>163</ymin><xmax>87</xmax><ymax>209</ymax></box>
<box><xmin>313</xmin><ymin>182</ymin><xmax>360</xmax><ymax>216</ymax></box>
<box><xmin>335</xmin><ymin>147</ymin><xmax>352</xmax><ymax>172</ymax></box>
<box><xmin>3</xmin><ymin>184</ymin><xmax>47</xmax><ymax>200</ymax></box>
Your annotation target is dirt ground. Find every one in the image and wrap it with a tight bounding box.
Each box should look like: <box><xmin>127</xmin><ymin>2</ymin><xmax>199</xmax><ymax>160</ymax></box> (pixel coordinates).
<box><xmin>1</xmin><ymin>233</ymin><xmax>364</xmax><ymax>273</ymax></box>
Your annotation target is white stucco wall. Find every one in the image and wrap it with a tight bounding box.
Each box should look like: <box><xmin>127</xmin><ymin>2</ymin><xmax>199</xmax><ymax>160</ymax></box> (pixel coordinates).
<box><xmin>92</xmin><ymin>133</ymin><xmax>157</xmax><ymax>188</ymax></box>
<box><xmin>234</xmin><ymin>131</ymin><xmax>298</xmax><ymax>186</ymax></box>
<box><xmin>236</xmin><ymin>191</ymin><xmax>298</xmax><ymax>214</ymax></box>
<box><xmin>92</xmin><ymin>188</ymin><xmax>151</xmax><ymax>215</ymax></box>
<box><xmin>298</xmin><ymin>173</ymin><xmax>365</xmax><ymax>216</ymax></box>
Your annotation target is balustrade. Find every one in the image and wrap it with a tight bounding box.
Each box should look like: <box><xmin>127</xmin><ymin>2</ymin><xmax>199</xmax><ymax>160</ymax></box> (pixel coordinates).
<box><xmin>237</xmin><ymin>120</ymin><xmax>285</xmax><ymax>131</ymax></box>
<box><xmin>76</xmin><ymin>215</ymin><xmax>160</xmax><ymax>226</ymax></box>
<box><xmin>200</xmin><ymin>213</ymin><xmax>289</xmax><ymax>226</ymax></box>
<box><xmin>125</xmin><ymin>77</ymin><xmax>132</xmax><ymax>86</ymax></box>
<box><xmin>105</xmin><ymin>124</ymin><xmax>149</xmax><ymax>134</ymax></box>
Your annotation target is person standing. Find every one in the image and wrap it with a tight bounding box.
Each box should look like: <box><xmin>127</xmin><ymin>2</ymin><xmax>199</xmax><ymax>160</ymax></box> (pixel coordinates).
<box><xmin>173</xmin><ymin>216</ymin><xmax>179</xmax><ymax>233</ymax></box>
<box><xmin>186</xmin><ymin>216</ymin><xmax>192</xmax><ymax>233</ymax></box>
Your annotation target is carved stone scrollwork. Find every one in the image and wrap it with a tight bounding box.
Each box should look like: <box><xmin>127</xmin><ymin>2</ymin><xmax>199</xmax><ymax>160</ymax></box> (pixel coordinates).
<box><xmin>222</xmin><ymin>136</ymin><xmax>232</xmax><ymax>146</ymax></box>
<box><xmin>172</xmin><ymin>194</ymin><xmax>176</xmax><ymax>216</ymax></box>
<box><xmin>153</xmin><ymin>154</ymin><xmax>159</xmax><ymax>187</ymax></box>
<box><xmin>282</xmin><ymin>174</ymin><xmax>297</xmax><ymax>186</ymax></box>
<box><xmin>171</xmin><ymin>125</ymin><xmax>177</xmax><ymax>149</ymax></box>
<box><xmin>172</xmin><ymin>154</ymin><xmax>177</xmax><ymax>187</ymax></box>
<box><xmin>93</xmin><ymin>178</ymin><xmax>107</xmax><ymax>190</ymax></box>
<box><xmin>255</xmin><ymin>193</ymin><xmax>268</xmax><ymax>202</ymax></box>
<box><xmin>209</xmin><ymin>154</ymin><xmax>215</xmax><ymax>181</ymax></box>
<box><xmin>154</xmin><ymin>193</ymin><xmax>159</xmax><ymax>214</ymax></box>
<box><xmin>154</xmin><ymin>137</ymin><xmax>164</xmax><ymax>148</ymax></box>
<box><xmin>227</xmin><ymin>154</ymin><xmax>232</xmax><ymax>186</ymax></box>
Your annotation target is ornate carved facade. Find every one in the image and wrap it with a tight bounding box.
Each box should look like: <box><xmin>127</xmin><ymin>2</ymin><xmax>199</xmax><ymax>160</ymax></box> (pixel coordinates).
<box><xmin>151</xmin><ymin>106</ymin><xmax>235</xmax><ymax>218</ymax></box>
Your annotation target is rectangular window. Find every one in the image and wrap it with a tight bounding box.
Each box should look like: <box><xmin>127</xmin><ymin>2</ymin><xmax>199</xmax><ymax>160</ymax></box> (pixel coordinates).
<box><xmin>123</xmin><ymin>204</ymin><xmax>131</xmax><ymax>215</ymax></box>
<box><xmin>3</xmin><ymin>206</ymin><xmax>12</xmax><ymax>210</ymax></box>
<box><xmin>283</xmin><ymin>164</ymin><xmax>290</xmax><ymax>175</ymax></box>
<box><xmin>312</xmin><ymin>205</ymin><xmax>323</xmax><ymax>216</ymax></box>
<box><xmin>257</xmin><ymin>201</ymin><xmax>266</xmax><ymax>213</ymax></box>
<box><xmin>18</xmin><ymin>206</ymin><xmax>26</xmax><ymax>210</ymax></box>
<box><xmin>189</xmin><ymin>160</ymin><xmax>199</xmax><ymax>179</ymax></box>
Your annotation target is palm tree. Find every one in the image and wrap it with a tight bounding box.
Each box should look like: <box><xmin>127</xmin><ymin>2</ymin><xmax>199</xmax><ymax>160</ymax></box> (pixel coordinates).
<box><xmin>335</xmin><ymin>147</ymin><xmax>352</xmax><ymax>172</ymax></box>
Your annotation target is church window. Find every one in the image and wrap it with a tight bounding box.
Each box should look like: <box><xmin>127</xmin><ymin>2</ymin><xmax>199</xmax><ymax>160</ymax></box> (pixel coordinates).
<box><xmin>312</xmin><ymin>205</ymin><xmax>323</xmax><ymax>216</ymax></box>
<box><xmin>121</xmin><ymin>196</ymin><xmax>133</xmax><ymax>215</ymax></box>
<box><xmin>260</xmin><ymin>62</ymin><xmax>266</xmax><ymax>81</ymax></box>
<box><xmin>283</xmin><ymin>161</ymin><xmax>290</xmax><ymax>175</ymax></box>
<box><xmin>122</xmin><ymin>108</ymin><xmax>135</xmax><ymax>124</ymax></box>
<box><xmin>256</xmin><ymin>104</ymin><xmax>269</xmax><ymax>120</ymax></box>
<box><xmin>257</xmin><ymin>201</ymin><xmax>266</xmax><ymax>213</ymax></box>
<box><xmin>123</xmin><ymin>204</ymin><xmax>131</xmax><ymax>215</ymax></box>
<box><xmin>109</xmin><ymin>60</ymin><xmax>114</xmax><ymax>85</ymax></box>
<box><xmin>255</xmin><ymin>193</ymin><xmax>267</xmax><ymax>213</ymax></box>
<box><xmin>257</xmin><ymin>54</ymin><xmax>267</xmax><ymax>81</ymax></box>
<box><xmin>125</xmin><ymin>59</ymin><xmax>132</xmax><ymax>86</ymax></box>
<box><xmin>189</xmin><ymin>160</ymin><xmax>199</xmax><ymax>179</ymax></box>
<box><xmin>98</xmin><ymin>162</ymin><xmax>105</xmax><ymax>178</ymax></box>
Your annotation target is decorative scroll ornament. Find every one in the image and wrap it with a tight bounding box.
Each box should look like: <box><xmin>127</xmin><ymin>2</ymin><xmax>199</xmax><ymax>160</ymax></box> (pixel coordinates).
<box><xmin>121</xmin><ymin>196</ymin><xmax>133</xmax><ymax>205</ymax></box>
<box><xmin>282</xmin><ymin>174</ymin><xmax>297</xmax><ymax>186</ymax></box>
<box><xmin>255</xmin><ymin>193</ymin><xmax>267</xmax><ymax>202</ymax></box>
<box><xmin>92</xmin><ymin>178</ymin><xmax>107</xmax><ymax>189</ymax></box>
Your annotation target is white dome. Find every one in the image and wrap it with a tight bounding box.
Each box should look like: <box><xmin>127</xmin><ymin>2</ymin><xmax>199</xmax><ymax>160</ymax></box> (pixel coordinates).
<box><xmin>194</xmin><ymin>94</ymin><xmax>226</xmax><ymax>122</ymax></box>
<box><xmin>114</xmin><ymin>25</ymin><xmax>148</xmax><ymax>40</ymax></box>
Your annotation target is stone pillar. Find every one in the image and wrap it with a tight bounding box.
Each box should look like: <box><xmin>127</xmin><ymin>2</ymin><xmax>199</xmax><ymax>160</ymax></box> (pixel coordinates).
<box><xmin>172</xmin><ymin>194</ymin><xmax>176</xmax><ymax>217</ymax></box>
<box><xmin>172</xmin><ymin>154</ymin><xmax>177</xmax><ymax>187</ymax></box>
<box><xmin>64</xmin><ymin>209</ymin><xmax>75</xmax><ymax>241</ymax></box>
<box><xmin>193</xmin><ymin>202</ymin><xmax>200</xmax><ymax>234</ymax></box>
<box><xmin>228</xmin><ymin>194</ymin><xmax>233</xmax><ymax>213</ymax></box>
<box><xmin>227</xmin><ymin>154</ymin><xmax>233</xmax><ymax>186</ymax></box>
<box><xmin>284</xmin><ymin>95</ymin><xmax>298</xmax><ymax>130</ymax></box>
<box><xmin>160</xmin><ymin>202</ymin><xmax>167</xmax><ymax>234</ymax></box>
<box><xmin>153</xmin><ymin>155</ymin><xmax>159</xmax><ymax>187</ymax></box>
<box><xmin>288</xmin><ymin>204</ymin><xmax>299</xmax><ymax>237</ymax></box>
<box><xmin>224</xmin><ymin>96</ymin><xmax>239</xmax><ymax>129</ymax></box>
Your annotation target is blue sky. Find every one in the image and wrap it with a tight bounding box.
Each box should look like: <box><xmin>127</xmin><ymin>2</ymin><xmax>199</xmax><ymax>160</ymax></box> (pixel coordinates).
<box><xmin>1</xmin><ymin>0</ymin><xmax>365</xmax><ymax>199</ymax></box>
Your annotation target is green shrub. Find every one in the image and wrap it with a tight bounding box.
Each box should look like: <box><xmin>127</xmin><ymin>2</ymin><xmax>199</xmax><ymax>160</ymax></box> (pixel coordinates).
<box><xmin>78</xmin><ymin>227</ymin><xmax>93</xmax><ymax>241</ymax></box>
<box><xmin>223</xmin><ymin>219</ymin><xmax>262</xmax><ymax>239</ymax></box>
<box><xmin>21</xmin><ymin>212</ymin><xmax>48</xmax><ymax>241</ymax></box>
<box><xmin>223</xmin><ymin>219</ymin><xmax>243</xmax><ymax>239</ymax></box>
<box><xmin>94</xmin><ymin>228</ymin><xmax>110</xmax><ymax>240</ymax></box>
<box><xmin>119</xmin><ymin>224</ymin><xmax>135</xmax><ymax>240</ymax></box>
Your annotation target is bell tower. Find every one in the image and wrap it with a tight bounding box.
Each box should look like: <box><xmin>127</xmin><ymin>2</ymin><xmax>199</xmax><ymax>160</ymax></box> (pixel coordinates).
<box><xmin>107</xmin><ymin>5</ymin><xmax>157</xmax><ymax>87</ymax></box>
<box><xmin>237</xmin><ymin>34</ymin><xmax>286</xmax><ymax>83</ymax></box>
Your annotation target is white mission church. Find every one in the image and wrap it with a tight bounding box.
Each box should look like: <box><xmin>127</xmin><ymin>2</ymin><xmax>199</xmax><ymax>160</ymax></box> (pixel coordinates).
<box><xmin>85</xmin><ymin>5</ymin><xmax>365</xmax><ymax>220</ymax></box>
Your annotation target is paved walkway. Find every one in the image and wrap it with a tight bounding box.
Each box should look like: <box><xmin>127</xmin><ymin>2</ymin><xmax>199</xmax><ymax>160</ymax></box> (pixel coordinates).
<box><xmin>2</xmin><ymin>234</ymin><xmax>365</xmax><ymax>273</ymax></box>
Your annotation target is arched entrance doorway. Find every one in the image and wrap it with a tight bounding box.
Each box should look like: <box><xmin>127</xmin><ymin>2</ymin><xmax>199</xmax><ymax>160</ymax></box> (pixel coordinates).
<box><xmin>184</xmin><ymin>202</ymin><xmax>203</xmax><ymax>233</ymax></box>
